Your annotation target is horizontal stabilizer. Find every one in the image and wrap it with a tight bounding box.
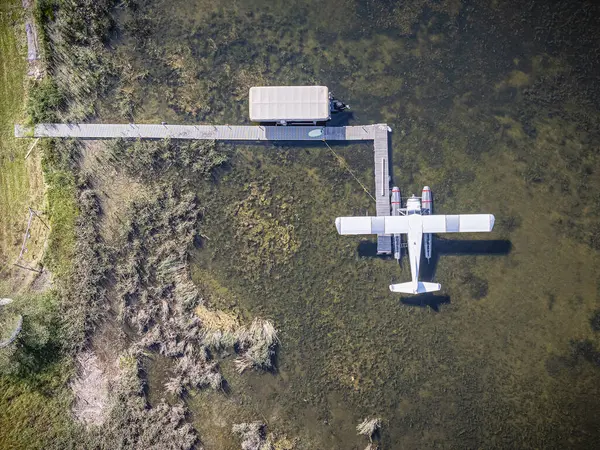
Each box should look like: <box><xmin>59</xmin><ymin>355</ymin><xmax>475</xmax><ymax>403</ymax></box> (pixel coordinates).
<box><xmin>390</xmin><ymin>281</ymin><xmax>441</xmax><ymax>294</ymax></box>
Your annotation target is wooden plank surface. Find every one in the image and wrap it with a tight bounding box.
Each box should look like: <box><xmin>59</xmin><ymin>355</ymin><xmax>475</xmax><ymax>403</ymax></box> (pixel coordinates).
<box><xmin>373</xmin><ymin>126</ymin><xmax>392</xmax><ymax>254</ymax></box>
<box><xmin>16</xmin><ymin>123</ymin><xmax>384</xmax><ymax>141</ymax></box>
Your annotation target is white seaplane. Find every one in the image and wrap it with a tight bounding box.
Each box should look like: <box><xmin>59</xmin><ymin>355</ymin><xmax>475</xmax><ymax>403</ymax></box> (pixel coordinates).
<box><xmin>335</xmin><ymin>186</ymin><xmax>495</xmax><ymax>295</ymax></box>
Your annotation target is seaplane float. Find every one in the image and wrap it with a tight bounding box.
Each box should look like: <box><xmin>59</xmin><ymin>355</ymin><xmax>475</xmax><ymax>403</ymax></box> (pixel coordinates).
<box><xmin>335</xmin><ymin>186</ymin><xmax>495</xmax><ymax>295</ymax></box>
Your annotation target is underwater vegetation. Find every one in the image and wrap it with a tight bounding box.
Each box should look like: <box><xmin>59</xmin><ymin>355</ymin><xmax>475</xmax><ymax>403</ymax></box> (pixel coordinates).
<box><xmin>119</xmin><ymin>0</ymin><xmax>600</xmax><ymax>448</ymax></box>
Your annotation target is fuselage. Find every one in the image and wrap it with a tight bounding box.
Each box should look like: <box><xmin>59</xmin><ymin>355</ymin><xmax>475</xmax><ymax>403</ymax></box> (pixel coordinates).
<box><xmin>406</xmin><ymin>196</ymin><xmax>423</xmax><ymax>291</ymax></box>
<box><xmin>422</xmin><ymin>186</ymin><xmax>432</xmax><ymax>260</ymax></box>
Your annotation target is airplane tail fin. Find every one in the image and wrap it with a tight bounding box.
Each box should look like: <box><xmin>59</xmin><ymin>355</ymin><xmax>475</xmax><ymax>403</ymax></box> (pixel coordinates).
<box><xmin>389</xmin><ymin>281</ymin><xmax>441</xmax><ymax>295</ymax></box>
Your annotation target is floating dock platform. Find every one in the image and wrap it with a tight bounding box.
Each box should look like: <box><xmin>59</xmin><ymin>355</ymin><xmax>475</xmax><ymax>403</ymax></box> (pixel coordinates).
<box><xmin>15</xmin><ymin>123</ymin><xmax>393</xmax><ymax>254</ymax></box>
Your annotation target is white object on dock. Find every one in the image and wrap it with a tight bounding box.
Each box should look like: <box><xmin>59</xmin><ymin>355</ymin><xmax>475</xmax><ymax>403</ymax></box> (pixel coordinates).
<box><xmin>249</xmin><ymin>86</ymin><xmax>330</xmax><ymax>122</ymax></box>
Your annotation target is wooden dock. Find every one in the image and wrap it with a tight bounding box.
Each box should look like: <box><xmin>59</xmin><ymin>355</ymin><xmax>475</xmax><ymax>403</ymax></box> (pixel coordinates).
<box><xmin>373</xmin><ymin>126</ymin><xmax>392</xmax><ymax>254</ymax></box>
<box><xmin>15</xmin><ymin>123</ymin><xmax>393</xmax><ymax>254</ymax></box>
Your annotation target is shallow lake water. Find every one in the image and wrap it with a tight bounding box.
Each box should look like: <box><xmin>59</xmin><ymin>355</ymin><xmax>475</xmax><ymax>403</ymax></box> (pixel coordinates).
<box><xmin>108</xmin><ymin>0</ymin><xmax>600</xmax><ymax>447</ymax></box>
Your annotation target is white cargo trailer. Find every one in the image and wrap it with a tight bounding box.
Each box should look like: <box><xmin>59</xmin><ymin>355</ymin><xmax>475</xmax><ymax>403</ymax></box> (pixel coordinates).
<box><xmin>249</xmin><ymin>86</ymin><xmax>331</xmax><ymax>124</ymax></box>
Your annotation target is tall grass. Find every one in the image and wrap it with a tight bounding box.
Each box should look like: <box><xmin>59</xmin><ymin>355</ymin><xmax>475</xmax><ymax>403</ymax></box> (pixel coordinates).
<box><xmin>33</xmin><ymin>0</ymin><xmax>117</xmax><ymax>122</ymax></box>
<box><xmin>87</xmin><ymin>352</ymin><xmax>198</xmax><ymax>449</ymax></box>
<box><xmin>232</xmin><ymin>422</ymin><xmax>272</xmax><ymax>450</ymax></box>
<box><xmin>114</xmin><ymin>186</ymin><xmax>223</xmax><ymax>395</ymax></box>
<box><xmin>26</xmin><ymin>77</ymin><xmax>63</xmax><ymax>124</ymax></box>
<box><xmin>105</xmin><ymin>138</ymin><xmax>275</xmax><ymax>399</ymax></box>
<box><xmin>106</xmin><ymin>138</ymin><xmax>228</xmax><ymax>181</ymax></box>
<box><xmin>13</xmin><ymin>0</ymin><xmax>234</xmax><ymax>447</ymax></box>
<box><xmin>234</xmin><ymin>318</ymin><xmax>279</xmax><ymax>374</ymax></box>
<box><xmin>59</xmin><ymin>182</ymin><xmax>110</xmax><ymax>351</ymax></box>
<box><xmin>356</xmin><ymin>418</ymin><xmax>381</xmax><ymax>442</ymax></box>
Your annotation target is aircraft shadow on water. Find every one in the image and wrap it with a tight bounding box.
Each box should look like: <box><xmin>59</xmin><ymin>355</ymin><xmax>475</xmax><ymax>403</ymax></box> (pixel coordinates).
<box><xmin>357</xmin><ymin>236</ymin><xmax>512</xmax><ymax>311</ymax></box>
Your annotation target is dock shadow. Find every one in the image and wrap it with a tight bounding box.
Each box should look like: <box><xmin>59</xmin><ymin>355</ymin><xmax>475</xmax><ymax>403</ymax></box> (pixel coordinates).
<box><xmin>387</xmin><ymin>130</ymin><xmax>394</xmax><ymax>184</ymax></box>
<box><xmin>357</xmin><ymin>240</ymin><xmax>380</xmax><ymax>257</ymax></box>
<box><xmin>328</xmin><ymin>111</ymin><xmax>354</xmax><ymax>127</ymax></box>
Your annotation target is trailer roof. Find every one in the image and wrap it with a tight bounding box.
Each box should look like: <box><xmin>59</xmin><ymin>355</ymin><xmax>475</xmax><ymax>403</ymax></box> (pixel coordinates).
<box><xmin>249</xmin><ymin>86</ymin><xmax>330</xmax><ymax>122</ymax></box>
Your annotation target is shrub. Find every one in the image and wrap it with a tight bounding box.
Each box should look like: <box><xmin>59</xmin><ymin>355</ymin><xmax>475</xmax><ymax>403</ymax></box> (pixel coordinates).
<box><xmin>0</xmin><ymin>291</ymin><xmax>62</xmax><ymax>376</ymax></box>
<box><xmin>60</xmin><ymin>185</ymin><xmax>110</xmax><ymax>352</ymax></box>
<box><xmin>26</xmin><ymin>77</ymin><xmax>64</xmax><ymax>123</ymax></box>
<box><xmin>233</xmin><ymin>422</ymin><xmax>272</xmax><ymax>450</ymax></box>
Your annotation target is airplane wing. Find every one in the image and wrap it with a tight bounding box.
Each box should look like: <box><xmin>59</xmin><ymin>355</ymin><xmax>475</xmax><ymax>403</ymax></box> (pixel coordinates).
<box><xmin>335</xmin><ymin>216</ymin><xmax>410</xmax><ymax>235</ymax></box>
<box><xmin>421</xmin><ymin>214</ymin><xmax>495</xmax><ymax>233</ymax></box>
<box><xmin>335</xmin><ymin>214</ymin><xmax>494</xmax><ymax>235</ymax></box>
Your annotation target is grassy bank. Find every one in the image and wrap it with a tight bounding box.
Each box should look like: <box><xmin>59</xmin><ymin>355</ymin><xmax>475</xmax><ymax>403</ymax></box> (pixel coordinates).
<box><xmin>0</xmin><ymin>0</ymin><xmax>46</xmax><ymax>282</ymax></box>
<box><xmin>0</xmin><ymin>286</ymin><xmax>79</xmax><ymax>450</ymax></box>
<box><xmin>0</xmin><ymin>1</ymin><xmax>81</xmax><ymax>448</ymax></box>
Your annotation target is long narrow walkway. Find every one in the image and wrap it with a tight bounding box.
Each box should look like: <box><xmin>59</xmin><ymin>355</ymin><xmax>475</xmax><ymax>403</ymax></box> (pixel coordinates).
<box><xmin>15</xmin><ymin>123</ymin><xmax>393</xmax><ymax>253</ymax></box>
<box><xmin>373</xmin><ymin>126</ymin><xmax>392</xmax><ymax>254</ymax></box>
<box><xmin>14</xmin><ymin>123</ymin><xmax>384</xmax><ymax>141</ymax></box>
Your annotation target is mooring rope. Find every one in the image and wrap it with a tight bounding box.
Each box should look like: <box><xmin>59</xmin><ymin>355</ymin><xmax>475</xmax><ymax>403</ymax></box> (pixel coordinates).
<box><xmin>322</xmin><ymin>138</ymin><xmax>376</xmax><ymax>203</ymax></box>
